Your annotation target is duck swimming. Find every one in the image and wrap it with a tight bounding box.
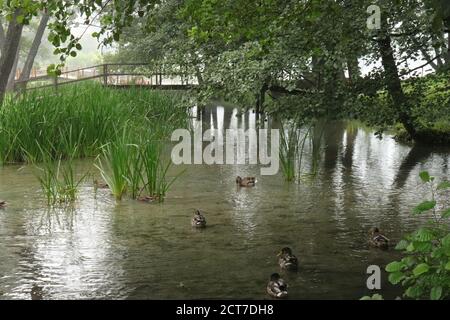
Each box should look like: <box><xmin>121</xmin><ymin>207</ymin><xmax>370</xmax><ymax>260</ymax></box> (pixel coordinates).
<box><xmin>278</xmin><ymin>247</ymin><xmax>298</xmax><ymax>271</ymax></box>
<box><xmin>191</xmin><ymin>210</ymin><xmax>207</xmax><ymax>228</ymax></box>
<box><xmin>266</xmin><ymin>273</ymin><xmax>288</xmax><ymax>299</ymax></box>
<box><xmin>0</xmin><ymin>200</ymin><xmax>6</xmax><ymax>209</ymax></box>
<box><xmin>236</xmin><ymin>176</ymin><xmax>256</xmax><ymax>187</ymax></box>
<box><xmin>93</xmin><ymin>179</ymin><xmax>109</xmax><ymax>189</ymax></box>
<box><xmin>369</xmin><ymin>227</ymin><xmax>389</xmax><ymax>249</ymax></box>
<box><xmin>137</xmin><ymin>195</ymin><xmax>159</xmax><ymax>203</ymax></box>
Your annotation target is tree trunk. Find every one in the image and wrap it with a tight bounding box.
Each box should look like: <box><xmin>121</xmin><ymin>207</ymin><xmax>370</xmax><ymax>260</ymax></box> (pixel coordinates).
<box><xmin>6</xmin><ymin>45</ymin><xmax>20</xmax><ymax>91</ymax></box>
<box><xmin>0</xmin><ymin>9</ymin><xmax>24</xmax><ymax>105</ymax></box>
<box><xmin>347</xmin><ymin>55</ymin><xmax>360</xmax><ymax>82</ymax></box>
<box><xmin>17</xmin><ymin>13</ymin><xmax>49</xmax><ymax>89</ymax></box>
<box><xmin>377</xmin><ymin>33</ymin><xmax>417</xmax><ymax>139</ymax></box>
<box><xmin>0</xmin><ymin>19</ymin><xmax>5</xmax><ymax>54</ymax></box>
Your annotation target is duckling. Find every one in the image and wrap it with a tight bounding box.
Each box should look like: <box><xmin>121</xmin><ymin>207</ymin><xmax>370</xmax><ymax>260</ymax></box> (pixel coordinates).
<box><xmin>277</xmin><ymin>247</ymin><xmax>298</xmax><ymax>271</ymax></box>
<box><xmin>368</xmin><ymin>227</ymin><xmax>389</xmax><ymax>249</ymax></box>
<box><xmin>266</xmin><ymin>273</ymin><xmax>288</xmax><ymax>299</ymax></box>
<box><xmin>93</xmin><ymin>179</ymin><xmax>109</xmax><ymax>189</ymax></box>
<box><xmin>137</xmin><ymin>195</ymin><xmax>159</xmax><ymax>203</ymax></box>
<box><xmin>0</xmin><ymin>200</ymin><xmax>6</xmax><ymax>209</ymax></box>
<box><xmin>236</xmin><ymin>176</ymin><xmax>256</xmax><ymax>187</ymax></box>
<box><xmin>191</xmin><ymin>210</ymin><xmax>206</xmax><ymax>228</ymax></box>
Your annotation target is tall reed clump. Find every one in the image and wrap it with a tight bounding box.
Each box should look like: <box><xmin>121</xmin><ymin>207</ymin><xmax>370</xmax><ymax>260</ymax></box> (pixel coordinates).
<box><xmin>279</xmin><ymin>118</ymin><xmax>311</xmax><ymax>182</ymax></box>
<box><xmin>0</xmin><ymin>82</ymin><xmax>187</xmax><ymax>164</ymax></box>
<box><xmin>95</xmin><ymin>128</ymin><xmax>184</xmax><ymax>202</ymax></box>
<box><xmin>0</xmin><ymin>82</ymin><xmax>189</xmax><ymax>204</ymax></box>
<box><xmin>30</xmin><ymin>143</ymin><xmax>87</xmax><ymax>205</ymax></box>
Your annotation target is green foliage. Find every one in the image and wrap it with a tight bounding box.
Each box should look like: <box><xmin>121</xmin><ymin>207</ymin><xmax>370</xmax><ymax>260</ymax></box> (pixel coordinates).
<box><xmin>30</xmin><ymin>143</ymin><xmax>86</xmax><ymax>205</ymax></box>
<box><xmin>386</xmin><ymin>171</ymin><xmax>450</xmax><ymax>300</ymax></box>
<box><xmin>0</xmin><ymin>82</ymin><xmax>188</xmax><ymax>203</ymax></box>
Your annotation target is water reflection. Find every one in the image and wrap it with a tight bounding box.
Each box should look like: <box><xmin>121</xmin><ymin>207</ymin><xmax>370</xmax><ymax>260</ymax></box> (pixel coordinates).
<box><xmin>0</xmin><ymin>105</ymin><xmax>449</xmax><ymax>299</ymax></box>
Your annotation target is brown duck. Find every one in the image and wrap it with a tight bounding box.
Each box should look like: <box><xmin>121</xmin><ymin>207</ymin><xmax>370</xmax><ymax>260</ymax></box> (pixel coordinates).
<box><xmin>236</xmin><ymin>176</ymin><xmax>256</xmax><ymax>187</ymax></box>
<box><xmin>0</xmin><ymin>200</ymin><xmax>6</xmax><ymax>209</ymax></box>
<box><xmin>266</xmin><ymin>273</ymin><xmax>288</xmax><ymax>299</ymax></box>
<box><xmin>191</xmin><ymin>210</ymin><xmax>207</xmax><ymax>228</ymax></box>
<box><xmin>368</xmin><ymin>227</ymin><xmax>389</xmax><ymax>249</ymax></box>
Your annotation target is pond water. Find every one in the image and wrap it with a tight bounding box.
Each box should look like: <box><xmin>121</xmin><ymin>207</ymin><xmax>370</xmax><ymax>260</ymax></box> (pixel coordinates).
<box><xmin>0</xmin><ymin>105</ymin><xmax>449</xmax><ymax>300</ymax></box>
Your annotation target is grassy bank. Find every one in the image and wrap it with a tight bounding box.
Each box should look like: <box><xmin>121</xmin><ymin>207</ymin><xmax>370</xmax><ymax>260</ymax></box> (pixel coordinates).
<box><xmin>0</xmin><ymin>82</ymin><xmax>190</xmax><ymax>203</ymax></box>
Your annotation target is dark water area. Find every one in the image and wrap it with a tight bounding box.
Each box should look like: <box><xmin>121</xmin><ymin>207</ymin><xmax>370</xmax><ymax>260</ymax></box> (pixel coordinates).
<box><xmin>0</xmin><ymin>105</ymin><xmax>449</xmax><ymax>299</ymax></box>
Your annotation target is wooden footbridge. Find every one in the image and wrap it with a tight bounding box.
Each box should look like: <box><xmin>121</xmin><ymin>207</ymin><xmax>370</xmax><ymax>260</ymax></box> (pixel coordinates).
<box><xmin>14</xmin><ymin>63</ymin><xmax>198</xmax><ymax>92</ymax></box>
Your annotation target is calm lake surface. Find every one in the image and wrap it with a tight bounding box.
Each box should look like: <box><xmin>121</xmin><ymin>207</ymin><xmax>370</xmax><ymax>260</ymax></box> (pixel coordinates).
<box><xmin>0</xmin><ymin>105</ymin><xmax>449</xmax><ymax>300</ymax></box>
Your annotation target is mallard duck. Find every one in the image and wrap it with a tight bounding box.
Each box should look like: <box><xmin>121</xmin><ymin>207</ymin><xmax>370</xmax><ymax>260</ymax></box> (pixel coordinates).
<box><xmin>137</xmin><ymin>195</ymin><xmax>159</xmax><ymax>203</ymax></box>
<box><xmin>93</xmin><ymin>179</ymin><xmax>109</xmax><ymax>189</ymax></box>
<box><xmin>369</xmin><ymin>227</ymin><xmax>389</xmax><ymax>249</ymax></box>
<box><xmin>0</xmin><ymin>200</ymin><xmax>6</xmax><ymax>209</ymax></box>
<box><xmin>236</xmin><ymin>176</ymin><xmax>256</xmax><ymax>187</ymax></box>
<box><xmin>191</xmin><ymin>209</ymin><xmax>206</xmax><ymax>228</ymax></box>
<box><xmin>277</xmin><ymin>247</ymin><xmax>298</xmax><ymax>271</ymax></box>
<box><xmin>266</xmin><ymin>273</ymin><xmax>288</xmax><ymax>299</ymax></box>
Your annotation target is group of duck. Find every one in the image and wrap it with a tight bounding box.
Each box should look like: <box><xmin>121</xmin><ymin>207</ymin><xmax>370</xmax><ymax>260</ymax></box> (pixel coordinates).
<box><xmin>191</xmin><ymin>176</ymin><xmax>390</xmax><ymax>299</ymax></box>
<box><xmin>0</xmin><ymin>176</ymin><xmax>390</xmax><ymax>299</ymax></box>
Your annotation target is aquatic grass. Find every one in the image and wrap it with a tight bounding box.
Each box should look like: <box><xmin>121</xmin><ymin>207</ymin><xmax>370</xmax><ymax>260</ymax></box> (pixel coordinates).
<box><xmin>0</xmin><ymin>82</ymin><xmax>188</xmax><ymax>164</ymax></box>
<box><xmin>95</xmin><ymin>132</ymin><xmax>132</xmax><ymax>201</ymax></box>
<box><xmin>30</xmin><ymin>143</ymin><xmax>87</xmax><ymax>205</ymax></box>
<box><xmin>1</xmin><ymin>82</ymin><xmax>189</xmax><ymax>204</ymax></box>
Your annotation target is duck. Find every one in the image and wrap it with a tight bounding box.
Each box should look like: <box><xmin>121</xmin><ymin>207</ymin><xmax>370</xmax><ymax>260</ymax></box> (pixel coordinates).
<box><xmin>0</xmin><ymin>200</ymin><xmax>6</xmax><ymax>209</ymax></box>
<box><xmin>369</xmin><ymin>227</ymin><xmax>389</xmax><ymax>249</ymax></box>
<box><xmin>266</xmin><ymin>273</ymin><xmax>288</xmax><ymax>299</ymax></box>
<box><xmin>236</xmin><ymin>176</ymin><xmax>256</xmax><ymax>187</ymax></box>
<box><xmin>93</xmin><ymin>179</ymin><xmax>109</xmax><ymax>189</ymax></box>
<box><xmin>277</xmin><ymin>247</ymin><xmax>299</xmax><ymax>271</ymax></box>
<box><xmin>137</xmin><ymin>195</ymin><xmax>159</xmax><ymax>203</ymax></box>
<box><xmin>191</xmin><ymin>210</ymin><xmax>207</xmax><ymax>228</ymax></box>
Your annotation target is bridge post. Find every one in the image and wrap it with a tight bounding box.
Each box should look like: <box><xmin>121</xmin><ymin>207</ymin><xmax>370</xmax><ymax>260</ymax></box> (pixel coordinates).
<box><xmin>103</xmin><ymin>64</ymin><xmax>108</xmax><ymax>86</ymax></box>
<box><xmin>53</xmin><ymin>76</ymin><xmax>58</xmax><ymax>92</ymax></box>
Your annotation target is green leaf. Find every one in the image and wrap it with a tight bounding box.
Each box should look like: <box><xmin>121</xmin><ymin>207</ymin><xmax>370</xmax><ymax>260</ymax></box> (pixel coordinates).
<box><xmin>386</xmin><ymin>261</ymin><xmax>404</xmax><ymax>272</ymax></box>
<box><xmin>413</xmin><ymin>263</ymin><xmax>429</xmax><ymax>276</ymax></box>
<box><xmin>388</xmin><ymin>272</ymin><xmax>405</xmax><ymax>285</ymax></box>
<box><xmin>419</xmin><ymin>171</ymin><xmax>431</xmax><ymax>182</ymax></box>
<box><xmin>445</xmin><ymin>261</ymin><xmax>450</xmax><ymax>270</ymax></box>
<box><xmin>413</xmin><ymin>200</ymin><xmax>436</xmax><ymax>214</ymax></box>
<box><xmin>437</xmin><ymin>181</ymin><xmax>450</xmax><ymax>190</ymax></box>
<box><xmin>395</xmin><ymin>239</ymin><xmax>409</xmax><ymax>250</ymax></box>
<box><xmin>442</xmin><ymin>209</ymin><xmax>450</xmax><ymax>219</ymax></box>
<box><xmin>442</xmin><ymin>234</ymin><xmax>450</xmax><ymax>247</ymax></box>
<box><xmin>414</xmin><ymin>228</ymin><xmax>434</xmax><ymax>242</ymax></box>
<box><xmin>430</xmin><ymin>286</ymin><xmax>442</xmax><ymax>300</ymax></box>
<box><xmin>75</xmin><ymin>43</ymin><xmax>82</xmax><ymax>50</ymax></box>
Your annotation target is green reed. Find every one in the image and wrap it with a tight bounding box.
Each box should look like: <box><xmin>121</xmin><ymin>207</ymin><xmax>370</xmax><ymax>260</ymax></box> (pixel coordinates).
<box><xmin>0</xmin><ymin>82</ymin><xmax>187</xmax><ymax>164</ymax></box>
<box><xmin>31</xmin><ymin>143</ymin><xmax>87</xmax><ymax>205</ymax></box>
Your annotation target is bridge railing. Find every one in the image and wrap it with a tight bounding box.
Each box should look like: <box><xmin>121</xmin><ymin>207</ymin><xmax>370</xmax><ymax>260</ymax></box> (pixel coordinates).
<box><xmin>14</xmin><ymin>63</ymin><xmax>197</xmax><ymax>92</ymax></box>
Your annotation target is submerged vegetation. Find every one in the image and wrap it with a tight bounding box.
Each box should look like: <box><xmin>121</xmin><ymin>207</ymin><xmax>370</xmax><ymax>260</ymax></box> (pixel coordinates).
<box><xmin>0</xmin><ymin>82</ymin><xmax>189</xmax><ymax>203</ymax></box>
